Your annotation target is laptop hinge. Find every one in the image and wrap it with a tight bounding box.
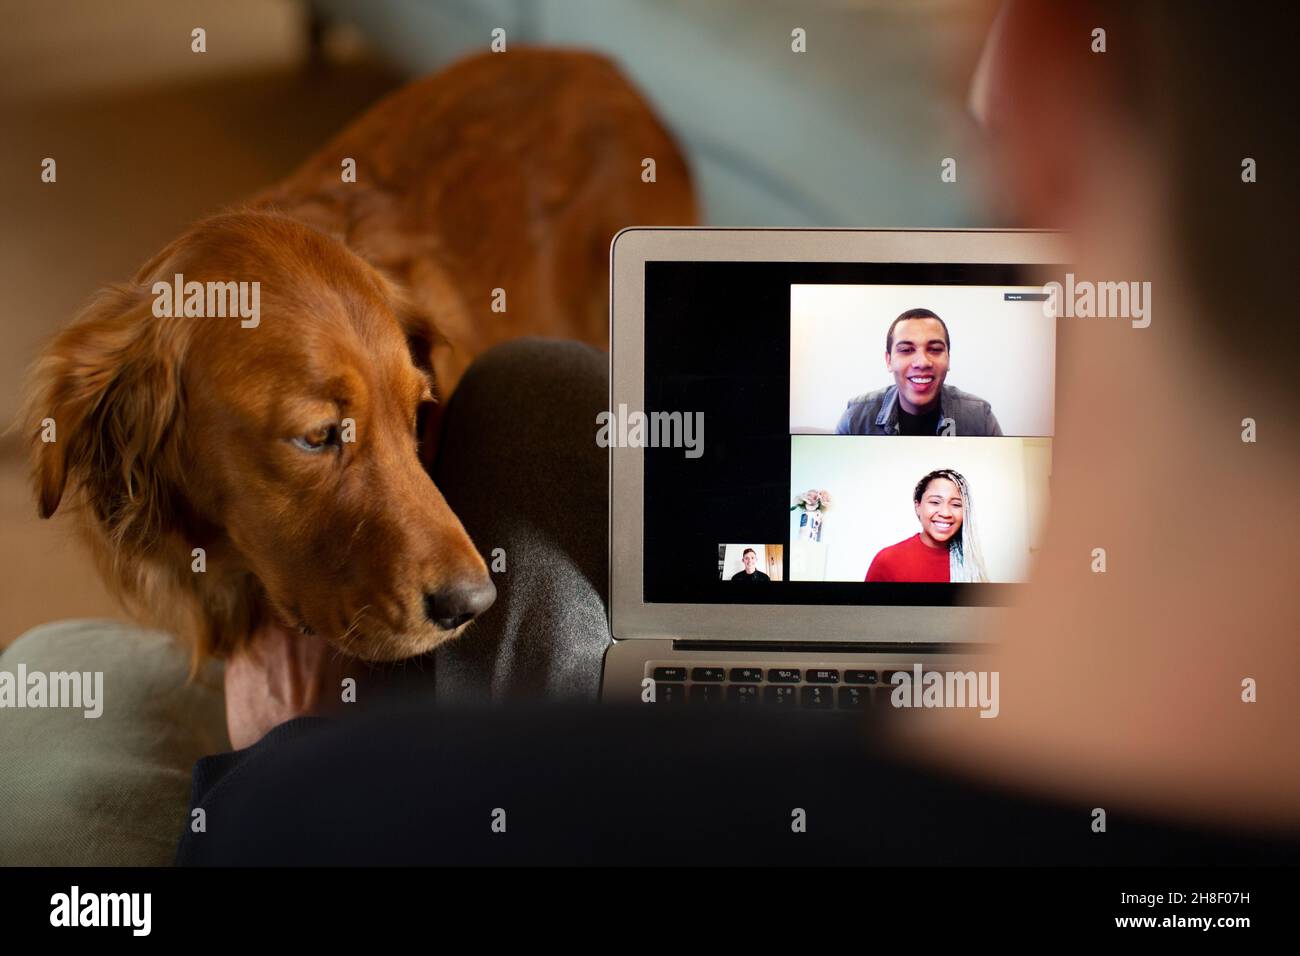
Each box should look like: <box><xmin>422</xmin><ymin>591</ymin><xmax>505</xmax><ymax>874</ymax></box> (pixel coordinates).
<box><xmin>669</xmin><ymin>640</ymin><xmax>993</xmax><ymax>655</ymax></box>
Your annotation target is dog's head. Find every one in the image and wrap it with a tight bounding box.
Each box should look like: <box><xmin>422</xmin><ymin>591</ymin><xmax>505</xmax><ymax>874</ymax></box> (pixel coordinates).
<box><xmin>24</xmin><ymin>211</ymin><xmax>495</xmax><ymax>662</ymax></box>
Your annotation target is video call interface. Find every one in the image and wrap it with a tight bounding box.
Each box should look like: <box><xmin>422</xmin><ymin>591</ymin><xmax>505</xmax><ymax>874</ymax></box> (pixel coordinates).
<box><xmin>642</xmin><ymin>261</ymin><xmax>1056</xmax><ymax>607</ymax></box>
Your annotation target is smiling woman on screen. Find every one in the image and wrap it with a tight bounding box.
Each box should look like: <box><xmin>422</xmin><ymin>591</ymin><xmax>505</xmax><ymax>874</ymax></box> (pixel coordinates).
<box><xmin>865</xmin><ymin>469</ymin><xmax>988</xmax><ymax>583</ymax></box>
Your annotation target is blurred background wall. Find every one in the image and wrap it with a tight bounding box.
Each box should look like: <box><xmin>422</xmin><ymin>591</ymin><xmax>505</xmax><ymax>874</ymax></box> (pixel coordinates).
<box><xmin>0</xmin><ymin>0</ymin><xmax>994</xmax><ymax>646</ymax></box>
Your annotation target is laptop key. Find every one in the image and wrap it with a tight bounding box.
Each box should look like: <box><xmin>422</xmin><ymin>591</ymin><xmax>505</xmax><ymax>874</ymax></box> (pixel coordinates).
<box><xmin>689</xmin><ymin>684</ymin><xmax>722</xmax><ymax>704</ymax></box>
<box><xmin>801</xmin><ymin>686</ymin><xmax>834</xmax><ymax>709</ymax></box>
<box><xmin>767</xmin><ymin>668</ymin><xmax>801</xmax><ymax>683</ymax></box>
<box><xmin>838</xmin><ymin>687</ymin><xmax>867</xmax><ymax>710</ymax></box>
<box><xmin>727</xmin><ymin>685</ymin><xmax>759</xmax><ymax>704</ymax></box>
<box><xmin>652</xmin><ymin>666</ymin><xmax>688</xmax><ymax>682</ymax></box>
<box><xmin>729</xmin><ymin>667</ymin><xmax>763</xmax><ymax>683</ymax></box>
<box><xmin>691</xmin><ymin>667</ymin><xmax>726</xmax><ymax>682</ymax></box>
<box><xmin>805</xmin><ymin>669</ymin><xmax>840</xmax><ymax>684</ymax></box>
<box><xmin>654</xmin><ymin>682</ymin><xmax>686</xmax><ymax>705</ymax></box>
<box><xmin>763</xmin><ymin>686</ymin><xmax>798</xmax><ymax>706</ymax></box>
<box><xmin>845</xmin><ymin>669</ymin><xmax>877</xmax><ymax>685</ymax></box>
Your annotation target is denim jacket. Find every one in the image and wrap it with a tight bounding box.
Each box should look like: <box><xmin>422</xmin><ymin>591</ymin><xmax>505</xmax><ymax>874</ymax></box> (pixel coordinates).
<box><xmin>834</xmin><ymin>384</ymin><xmax>1003</xmax><ymax>436</ymax></box>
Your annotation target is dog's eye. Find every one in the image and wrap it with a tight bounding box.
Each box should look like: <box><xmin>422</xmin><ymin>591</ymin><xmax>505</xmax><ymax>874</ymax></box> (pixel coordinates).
<box><xmin>291</xmin><ymin>424</ymin><xmax>339</xmax><ymax>453</ymax></box>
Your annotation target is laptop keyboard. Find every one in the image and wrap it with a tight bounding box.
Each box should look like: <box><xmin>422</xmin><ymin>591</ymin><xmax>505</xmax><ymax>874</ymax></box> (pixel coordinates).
<box><xmin>647</xmin><ymin>665</ymin><xmax>902</xmax><ymax>710</ymax></box>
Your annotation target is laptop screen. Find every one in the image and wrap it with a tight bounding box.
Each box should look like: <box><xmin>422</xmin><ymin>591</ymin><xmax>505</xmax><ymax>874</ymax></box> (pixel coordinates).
<box><xmin>640</xmin><ymin>260</ymin><xmax>1055</xmax><ymax>608</ymax></box>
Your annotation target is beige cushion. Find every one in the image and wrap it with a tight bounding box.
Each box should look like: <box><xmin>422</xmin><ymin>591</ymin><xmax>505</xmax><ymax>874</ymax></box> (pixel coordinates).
<box><xmin>0</xmin><ymin>620</ymin><xmax>227</xmax><ymax>865</ymax></box>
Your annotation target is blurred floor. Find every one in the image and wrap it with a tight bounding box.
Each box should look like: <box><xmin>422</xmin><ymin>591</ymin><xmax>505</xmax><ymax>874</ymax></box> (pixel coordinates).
<box><xmin>0</xmin><ymin>0</ymin><xmax>403</xmax><ymax>647</ymax></box>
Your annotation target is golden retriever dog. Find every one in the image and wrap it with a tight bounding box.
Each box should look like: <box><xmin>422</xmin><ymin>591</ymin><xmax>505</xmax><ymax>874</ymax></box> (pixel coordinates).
<box><xmin>23</xmin><ymin>50</ymin><xmax>695</xmax><ymax>665</ymax></box>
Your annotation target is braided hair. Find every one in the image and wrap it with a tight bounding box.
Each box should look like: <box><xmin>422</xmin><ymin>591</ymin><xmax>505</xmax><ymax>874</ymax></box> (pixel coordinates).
<box><xmin>913</xmin><ymin>469</ymin><xmax>988</xmax><ymax>583</ymax></box>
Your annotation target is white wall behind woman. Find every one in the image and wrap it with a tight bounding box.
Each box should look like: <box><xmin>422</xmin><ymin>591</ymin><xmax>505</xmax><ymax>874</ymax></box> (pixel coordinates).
<box><xmin>788</xmin><ymin>436</ymin><xmax>1051</xmax><ymax>582</ymax></box>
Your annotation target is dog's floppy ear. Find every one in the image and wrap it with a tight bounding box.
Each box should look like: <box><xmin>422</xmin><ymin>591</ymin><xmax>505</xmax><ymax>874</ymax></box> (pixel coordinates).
<box><xmin>372</xmin><ymin>269</ymin><xmax>451</xmax><ymax>467</ymax></box>
<box><xmin>375</xmin><ymin>269</ymin><xmax>447</xmax><ymax>381</ymax></box>
<box><xmin>25</xmin><ymin>283</ymin><xmax>185</xmax><ymax>548</ymax></box>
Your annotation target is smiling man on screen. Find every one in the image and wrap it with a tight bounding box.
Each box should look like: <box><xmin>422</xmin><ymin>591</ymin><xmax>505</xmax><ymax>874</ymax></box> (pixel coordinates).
<box><xmin>835</xmin><ymin>309</ymin><xmax>1002</xmax><ymax>436</ymax></box>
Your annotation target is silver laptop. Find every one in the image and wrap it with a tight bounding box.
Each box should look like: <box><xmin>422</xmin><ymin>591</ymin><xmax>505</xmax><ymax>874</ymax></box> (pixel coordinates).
<box><xmin>601</xmin><ymin>229</ymin><xmax>1066</xmax><ymax>708</ymax></box>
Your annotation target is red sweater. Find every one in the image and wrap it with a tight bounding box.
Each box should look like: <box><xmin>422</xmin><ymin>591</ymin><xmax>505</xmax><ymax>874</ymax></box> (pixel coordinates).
<box><xmin>865</xmin><ymin>534</ymin><xmax>951</xmax><ymax>583</ymax></box>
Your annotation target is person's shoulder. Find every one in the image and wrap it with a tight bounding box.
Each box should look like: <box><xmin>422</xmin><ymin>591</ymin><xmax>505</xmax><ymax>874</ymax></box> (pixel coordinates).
<box><xmin>878</xmin><ymin>534</ymin><xmax>920</xmax><ymax>558</ymax></box>
<box><xmin>942</xmin><ymin>384</ymin><xmax>992</xmax><ymax>408</ymax></box>
<box><xmin>867</xmin><ymin>535</ymin><xmax>916</xmax><ymax>580</ymax></box>
<box><xmin>838</xmin><ymin>387</ymin><xmax>892</xmax><ymax>433</ymax></box>
<box><xmin>941</xmin><ymin>384</ymin><xmax>1001</xmax><ymax>435</ymax></box>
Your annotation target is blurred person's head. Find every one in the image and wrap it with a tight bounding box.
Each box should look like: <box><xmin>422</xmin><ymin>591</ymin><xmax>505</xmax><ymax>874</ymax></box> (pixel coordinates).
<box><xmin>971</xmin><ymin>0</ymin><xmax>1297</xmax><ymax>402</ymax></box>
<box><xmin>904</xmin><ymin>0</ymin><xmax>1300</xmax><ymax>832</ymax></box>
<box><xmin>741</xmin><ymin>548</ymin><xmax>757</xmax><ymax>571</ymax></box>
<box><xmin>885</xmin><ymin>309</ymin><xmax>950</xmax><ymax>413</ymax></box>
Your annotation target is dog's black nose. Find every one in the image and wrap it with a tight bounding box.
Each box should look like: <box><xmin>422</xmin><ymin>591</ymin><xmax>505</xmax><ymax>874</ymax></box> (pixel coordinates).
<box><xmin>424</xmin><ymin>578</ymin><xmax>496</xmax><ymax>630</ymax></box>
